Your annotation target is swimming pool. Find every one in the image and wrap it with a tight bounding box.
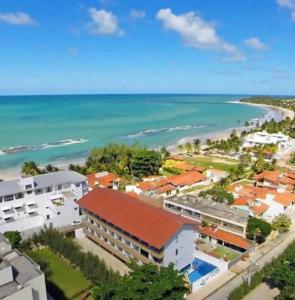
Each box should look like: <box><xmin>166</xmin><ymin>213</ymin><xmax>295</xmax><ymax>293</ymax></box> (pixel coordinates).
<box><xmin>187</xmin><ymin>258</ymin><xmax>218</xmax><ymax>283</ymax></box>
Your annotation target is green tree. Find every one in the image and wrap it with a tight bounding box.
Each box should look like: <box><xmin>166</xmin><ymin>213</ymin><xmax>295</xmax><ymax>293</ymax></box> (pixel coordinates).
<box><xmin>177</xmin><ymin>144</ymin><xmax>184</xmax><ymax>153</ymax></box>
<box><xmin>246</xmin><ymin>217</ymin><xmax>272</xmax><ymax>243</ymax></box>
<box><xmin>239</xmin><ymin>153</ymin><xmax>252</xmax><ymax>166</ymax></box>
<box><xmin>275</xmin><ymin>286</ymin><xmax>295</xmax><ymax>300</ymax></box>
<box><xmin>193</xmin><ymin>139</ymin><xmax>201</xmax><ymax>154</ymax></box>
<box><xmin>91</xmin><ymin>262</ymin><xmax>188</xmax><ymax>300</ymax></box>
<box><xmin>21</xmin><ymin>161</ymin><xmax>42</xmax><ymax>176</ymax></box>
<box><xmin>272</xmin><ymin>214</ymin><xmax>292</xmax><ymax>234</ymax></box>
<box><xmin>184</xmin><ymin>142</ymin><xmax>193</xmax><ymax>154</ymax></box>
<box><xmin>4</xmin><ymin>231</ymin><xmax>22</xmax><ymax>248</ymax></box>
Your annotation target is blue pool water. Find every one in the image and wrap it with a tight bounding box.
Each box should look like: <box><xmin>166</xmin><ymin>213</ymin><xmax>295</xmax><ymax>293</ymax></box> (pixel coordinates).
<box><xmin>187</xmin><ymin>258</ymin><xmax>217</xmax><ymax>283</ymax></box>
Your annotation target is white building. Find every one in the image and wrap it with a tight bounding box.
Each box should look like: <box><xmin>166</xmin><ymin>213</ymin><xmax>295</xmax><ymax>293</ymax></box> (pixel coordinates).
<box><xmin>78</xmin><ymin>188</ymin><xmax>196</xmax><ymax>271</ymax></box>
<box><xmin>242</xmin><ymin>131</ymin><xmax>293</xmax><ymax>153</ymax></box>
<box><xmin>0</xmin><ymin>171</ymin><xmax>87</xmax><ymax>237</ymax></box>
<box><xmin>0</xmin><ymin>245</ymin><xmax>47</xmax><ymax>300</ymax></box>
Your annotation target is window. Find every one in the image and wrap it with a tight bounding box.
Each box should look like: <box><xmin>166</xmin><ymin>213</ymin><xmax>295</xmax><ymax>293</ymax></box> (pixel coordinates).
<box><xmin>34</xmin><ymin>189</ymin><xmax>43</xmax><ymax>195</ymax></box>
<box><xmin>75</xmin><ymin>183</ymin><xmax>81</xmax><ymax>187</ymax></box>
<box><xmin>46</xmin><ymin>187</ymin><xmax>53</xmax><ymax>193</ymax></box>
<box><xmin>0</xmin><ymin>197</ymin><xmax>2</xmax><ymax>203</ymax></box>
<box><xmin>46</xmin><ymin>214</ymin><xmax>50</xmax><ymax>220</ymax></box>
<box><xmin>26</xmin><ymin>191</ymin><xmax>32</xmax><ymax>195</ymax></box>
<box><xmin>175</xmin><ymin>249</ymin><xmax>178</xmax><ymax>256</ymax></box>
<box><xmin>74</xmin><ymin>207</ymin><xmax>78</xmax><ymax>210</ymax></box>
<box><xmin>15</xmin><ymin>193</ymin><xmax>24</xmax><ymax>199</ymax></box>
<box><xmin>57</xmin><ymin>185</ymin><xmax>62</xmax><ymax>190</ymax></box>
<box><xmin>25</xmin><ymin>184</ymin><xmax>32</xmax><ymax>189</ymax></box>
<box><xmin>140</xmin><ymin>248</ymin><xmax>149</xmax><ymax>258</ymax></box>
<box><xmin>4</xmin><ymin>195</ymin><xmax>14</xmax><ymax>202</ymax></box>
<box><xmin>57</xmin><ymin>212</ymin><xmax>61</xmax><ymax>215</ymax></box>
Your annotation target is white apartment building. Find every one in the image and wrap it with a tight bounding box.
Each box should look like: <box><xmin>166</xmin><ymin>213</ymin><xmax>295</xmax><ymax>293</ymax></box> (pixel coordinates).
<box><xmin>242</xmin><ymin>131</ymin><xmax>293</xmax><ymax>153</ymax></box>
<box><xmin>0</xmin><ymin>171</ymin><xmax>87</xmax><ymax>237</ymax></box>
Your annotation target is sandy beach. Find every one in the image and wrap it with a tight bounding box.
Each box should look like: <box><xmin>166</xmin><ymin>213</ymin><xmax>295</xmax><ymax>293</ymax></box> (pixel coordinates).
<box><xmin>167</xmin><ymin>100</ymin><xmax>294</xmax><ymax>153</ymax></box>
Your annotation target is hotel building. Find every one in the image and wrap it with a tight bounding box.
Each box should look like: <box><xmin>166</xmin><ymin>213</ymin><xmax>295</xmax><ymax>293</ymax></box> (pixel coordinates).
<box><xmin>0</xmin><ymin>171</ymin><xmax>87</xmax><ymax>237</ymax></box>
<box><xmin>78</xmin><ymin>188</ymin><xmax>197</xmax><ymax>270</ymax></box>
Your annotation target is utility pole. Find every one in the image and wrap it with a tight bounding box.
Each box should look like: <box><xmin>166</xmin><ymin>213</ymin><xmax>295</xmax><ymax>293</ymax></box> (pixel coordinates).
<box><xmin>248</xmin><ymin>259</ymin><xmax>253</xmax><ymax>286</ymax></box>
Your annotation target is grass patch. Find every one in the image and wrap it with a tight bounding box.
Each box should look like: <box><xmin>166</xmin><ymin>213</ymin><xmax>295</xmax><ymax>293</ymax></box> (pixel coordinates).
<box><xmin>211</xmin><ymin>246</ymin><xmax>239</xmax><ymax>261</ymax></box>
<box><xmin>186</xmin><ymin>156</ymin><xmax>238</xmax><ymax>172</ymax></box>
<box><xmin>30</xmin><ymin>248</ymin><xmax>91</xmax><ymax>300</ymax></box>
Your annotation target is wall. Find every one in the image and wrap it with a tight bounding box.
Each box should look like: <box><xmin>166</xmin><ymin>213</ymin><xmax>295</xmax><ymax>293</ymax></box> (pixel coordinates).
<box><xmin>163</xmin><ymin>224</ymin><xmax>195</xmax><ymax>270</ymax></box>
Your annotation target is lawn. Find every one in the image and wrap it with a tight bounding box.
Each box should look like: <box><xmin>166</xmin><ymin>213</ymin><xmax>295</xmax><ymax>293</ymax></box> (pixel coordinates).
<box><xmin>30</xmin><ymin>248</ymin><xmax>92</xmax><ymax>300</ymax></box>
<box><xmin>186</xmin><ymin>156</ymin><xmax>238</xmax><ymax>172</ymax></box>
<box><xmin>211</xmin><ymin>246</ymin><xmax>239</xmax><ymax>261</ymax></box>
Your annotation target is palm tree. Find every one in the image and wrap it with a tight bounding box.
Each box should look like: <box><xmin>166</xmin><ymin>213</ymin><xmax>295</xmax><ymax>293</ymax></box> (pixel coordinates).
<box><xmin>193</xmin><ymin>139</ymin><xmax>201</xmax><ymax>154</ymax></box>
<box><xmin>185</xmin><ymin>142</ymin><xmax>193</xmax><ymax>154</ymax></box>
<box><xmin>177</xmin><ymin>144</ymin><xmax>184</xmax><ymax>154</ymax></box>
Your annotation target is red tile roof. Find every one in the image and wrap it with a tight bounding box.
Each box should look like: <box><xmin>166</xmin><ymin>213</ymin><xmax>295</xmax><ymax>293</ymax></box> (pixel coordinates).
<box><xmin>87</xmin><ymin>172</ymin><xmax>119</xmax><ymax>189</ymax></box>
<box><xmin>201</xmin><ymin>226</ymin><xmax>251</xmax><ymax>250</ymax></box>
<box><xmin>78</xmin><ymin>188</ymin><xmax>196</xmax><ymax>249</ymax></box>
<box><xmin>168</xmin><ymin>171</ymin><xmax>206</xmax><ymax>187</ymax></box>
<box><xmin>251</xmin><ymin>203</ymin><xmax>269</xmax><ymax>216</ymax></box>
<box><xmin>174</xmin><ymin>162</ymin><xmax>206</xmax><ymax>173</ymax></box>
<box><xmin>255</xmin><ymin>171</ymin><xmax>295</xmax><ymax>186</ymax></box>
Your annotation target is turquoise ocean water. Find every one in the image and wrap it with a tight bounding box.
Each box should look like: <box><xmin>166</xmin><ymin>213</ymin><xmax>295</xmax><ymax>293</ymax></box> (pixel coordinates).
<box><xmin>0</xmin><ymin>94</ymin><xmax>269</xmax><ymax>170</ymax></box>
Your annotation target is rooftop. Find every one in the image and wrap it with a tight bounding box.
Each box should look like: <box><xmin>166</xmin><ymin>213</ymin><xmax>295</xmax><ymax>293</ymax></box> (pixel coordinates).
<box><xmin>87</xmin><ymin>171</ymin><xmax>119</xmax><ymax>189</ymax></box>
<box><xmin>78</xmin><ymin>188</ymin><xmax>196</xmax><ymax>249</ymax></box>
<box><xmin>0</xmin><ymin>171</ymin><xmax>86</xmax><ymax>197</ymax></box>
<box><xmin>165</xmin><ymin>194</ymin><xmax>249</xmax><ymax>225</ymax></box>
<box><xmin>0</xmin><ymin>250</ymin><xmax>43</xmax><ymax>299</ymax></box>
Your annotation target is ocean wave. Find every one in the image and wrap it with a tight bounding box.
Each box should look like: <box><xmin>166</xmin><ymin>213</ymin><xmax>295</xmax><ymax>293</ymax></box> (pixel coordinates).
<box><xmin>0</xmin><ymin>138</ymin><xmax>87</xmax><ymax>154</ymax></box>
<box><xmin>127</xmin><ymin>124</ymin><xmax>208</xmax><ymax>138</ymax></box>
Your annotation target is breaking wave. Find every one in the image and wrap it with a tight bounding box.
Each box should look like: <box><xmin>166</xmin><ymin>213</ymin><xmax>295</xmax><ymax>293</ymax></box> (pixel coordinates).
<box><xmin>127</xmin><ymin>124</ymin><xmax>208</xmax><ymax>138</ymax></box>
<box><xmin>0</xmin><ymin>138</ymin><xmax>87</xmax><ymax>154</ymax></box>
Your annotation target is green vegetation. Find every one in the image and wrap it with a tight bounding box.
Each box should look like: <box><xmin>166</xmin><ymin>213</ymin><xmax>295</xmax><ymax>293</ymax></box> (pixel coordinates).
<box><xmin>186</xmin><ymin>156</ymin><xmax>238</xmax><ymax>172</ymax></box>
<box><xmin>211</xmin><ymin>246</ymin><xmax>239</xmax><ymax>261</ymax></box>
<box><xmin>272</xmin><ymin>214</ymin><xmax>292</xmax><ymax>234</ymax></box>
<box><xmin>4</xmin><ymin>230</ymin><xmax>22</xmax><ymax>248</ymax></box>
<box><xmin>90</xmin><ymin>262</ymin><xmax>188</xmax><ymax>300</ymax></box>
<box><xmin>69</xmin><ymin>143</ymin><xmax>162</xmax><ymax>179</ymax></box>
<box><xmin>290</xmin><ymin>152</ymin><xmax>295</xmax><ymax>165</ymax></box>
<box><xmin>29</xmin><ymin>248</ymin><xmax>91</xmax><ymax>300</ymax></box>
<box><xmin>246</xmin><ymin>217</ymin><xmax>272</xmax><ymax>243</ymax></box>
<box><xmin>199</xmin><ymin>188</ymin><xmax>234</xmax><ymax>205</ymax></box>
<box><xmin>21</xmin><ymin>161</ymin><xmax>59</xmax><ymax>176</ymax></box>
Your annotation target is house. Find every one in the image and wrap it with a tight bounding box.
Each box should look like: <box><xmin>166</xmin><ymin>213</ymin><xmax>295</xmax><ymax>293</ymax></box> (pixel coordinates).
<box><xmin>87</xmin><ymin>171</ymin><xmax>120</xmax><ymax>190</ymax></box>
<box><xmin>0</xmin><ymin>246</ymin><xmax>47</xmax><ymax>300</ymax></box>
<box><xmin>242</xmin><ymin>131</ymin><xmax>293</xmax><ymax>153</ymax></box>
<box><xmin>126</xmin><ymin>170</ymin><xmax>207</xmax><ymax>198</ymax></box>
<box><xmin>228</xmin><ymin>183</ymin><xmax>295</xmax><ymax>220</ymax></box>
<box><xmin>78</xmin><ymin>188</ymin><xmax>197</xmax><ymax>270</ymax></box>
<box><xmin>173</xmin><ymin>162</ymin><xmax>206</xmax><ymax>173</ymax></box>
<box><xmin>0</xmin><ymin>171</ymin><xmax>87</xmax><ymax>237</ymax></box>
<box><xmin>255</xmin><ymin>170</ymin><xmax>295</xmax><ymax>192</ymax></box>
<box><xmin>204</xmin><ymin>168</ymin><xmax>228</xmax><ymax>183</ymax></box>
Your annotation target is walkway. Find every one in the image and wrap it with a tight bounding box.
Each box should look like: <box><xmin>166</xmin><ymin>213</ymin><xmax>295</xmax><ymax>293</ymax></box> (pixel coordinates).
<box><xmin>76</xmin><ymin>237</ymin><xmax>129</xmax><ymax>275</ymax></box>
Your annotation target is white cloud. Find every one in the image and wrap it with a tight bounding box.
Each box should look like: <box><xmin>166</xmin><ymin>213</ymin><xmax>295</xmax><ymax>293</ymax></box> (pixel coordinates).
<box><xmin>156</xmin><ymin>8</ymin><xmax>244</xmax><ymax>61</ymax></box>
<box><xmin>0</xmin><ymin>12</ymin><xmax>37</xmax><ymax>26</ymax></box>
<box><xmin>277</xmin><ymin>0</ymin><xmax>295</xmax><ymax>21</ymax></box>
<box><xmin>244</xmin><ymin>37</ymin><xmax>269</xmax><ymax>50</ymax></box>
<box><xmin>277</xmin><ymin>0</ymin><xmax>295</xmax><ymax>9</ymax></box>
<box><xmin>86</xmin><ymin>8</ymin><xmax>124</xmax><ymax>36</ymax></box>
<box><xmin>130</xmin><ymin>8</ymin><xmax>146</xmax><ymax>19</ymax></box>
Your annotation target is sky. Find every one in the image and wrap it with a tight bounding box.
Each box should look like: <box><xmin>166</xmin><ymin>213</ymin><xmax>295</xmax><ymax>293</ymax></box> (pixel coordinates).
<box><xmin>0</xmin><ymin>0</ymin><xmax>295</xmax><ymax>95</ymax></box>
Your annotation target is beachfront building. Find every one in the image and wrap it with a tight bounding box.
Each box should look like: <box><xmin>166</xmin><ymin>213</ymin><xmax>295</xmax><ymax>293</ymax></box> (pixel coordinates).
<box><xmin>228</xmin><ymin>183</ymin><xmax>295</xmax><ymax>221</ymax></box>
<box><xmin>87</xmin><ymin>171</ymin><xmax>121</xmax><ymax>190</ymax></box>
<box><xmin>78</xmin><ymin>188</ymin><xmax>197</xmax><ymax>271</ymax></box>
<box><xmin>0</xmin><ymin>171</ymin><xmax>87</xmax><ymax>237</ymax></box>
<box><xmin>255</xmin><ymin>170</ymin><xmax>295</xmax><ymax>192</ymax></box>
<box><xmin>242</xmin><ymin>131</ymin><xmax>293</xmax><ymax>154</ymax></box>
<box><xmin>163</xmin><ymin>195</ymin><xmax>251</xmax><ymax>255</ymax></box>
<box><xmin>0</xmin><ymin>234</ymin><xmax>47</xmax><ymax>300</ymax></box>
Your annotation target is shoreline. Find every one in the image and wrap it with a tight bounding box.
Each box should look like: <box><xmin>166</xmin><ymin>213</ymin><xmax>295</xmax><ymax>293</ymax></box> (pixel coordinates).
<box><xmin>0</xmin><ymin>100</ymin><xmax>293</xmax><ymax>180</ymax></box>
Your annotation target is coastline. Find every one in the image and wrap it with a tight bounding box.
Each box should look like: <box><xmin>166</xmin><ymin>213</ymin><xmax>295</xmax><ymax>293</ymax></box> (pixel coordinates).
<box><xmin>0</xmin><ymin>100</ymin><xmax>293</xmax><ymax>180</ymax></box>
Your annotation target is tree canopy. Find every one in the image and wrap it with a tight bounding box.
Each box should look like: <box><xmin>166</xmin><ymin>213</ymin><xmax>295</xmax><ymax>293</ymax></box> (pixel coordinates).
<box><xmin>246</xmin><ymin>217</ymin><xmax>272</xmax><ymax>243</ymax></box>
<box><xmin>4</xmin><ymin>231</ymin><xmax>22</xmax><ymax>248</ymax></box>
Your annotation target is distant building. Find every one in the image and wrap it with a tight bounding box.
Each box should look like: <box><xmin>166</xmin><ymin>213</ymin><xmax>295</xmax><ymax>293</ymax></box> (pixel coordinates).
<box><xmin>242</xmin><ymin>131</ymin><xmax>293</xmax><ymax>153</ymax></box>
<box><xmin>228</xmin><ymin>183</ymin><xmax>295</xmax><ymax>221</ymax></box>
<box><xmin>78</xmin><ymin>188</ymin><xmax>197</xmax><ymax>271</ymax></box>
<box><xmin>0</xmin><ymin>171</ymin><xmax>87</xmax><ymax>237</ymax></box>
<box><xmin>0</xmin><ymin>247</ymin><xmax>47</xmax><ymax>300</ymax></box>
<box><xmin>255</xmin><ymin>170</ymin><xmax>295</xmax><ymax>192</ymax></box>
<box><xmin>87</xmin><ymin>171</ymin><xmax>121</xmax><ymax>190</ymax></box>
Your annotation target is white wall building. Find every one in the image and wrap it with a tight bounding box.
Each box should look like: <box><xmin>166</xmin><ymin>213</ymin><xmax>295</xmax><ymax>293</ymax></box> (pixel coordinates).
<box><xmin>242</xmin><ymin>131</ymin><xmax>293</xmax><ymax>153</ymax></box>
<box><xmin>0</xmin><ymin>246</ymin><xmax>47</xmax><ymax>300</ymax></box>
<box><xmin>0</xmin><ymin>171</ymin><xmax>87</xmax><ymax>237</ymax></box>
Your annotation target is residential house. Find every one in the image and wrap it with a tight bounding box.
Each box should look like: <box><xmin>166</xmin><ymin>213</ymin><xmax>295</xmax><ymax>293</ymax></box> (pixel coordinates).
<box><xmin>87</xmin><ymin>171</ymin><xmax>120</xmax><ymax>190</ymax></box>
